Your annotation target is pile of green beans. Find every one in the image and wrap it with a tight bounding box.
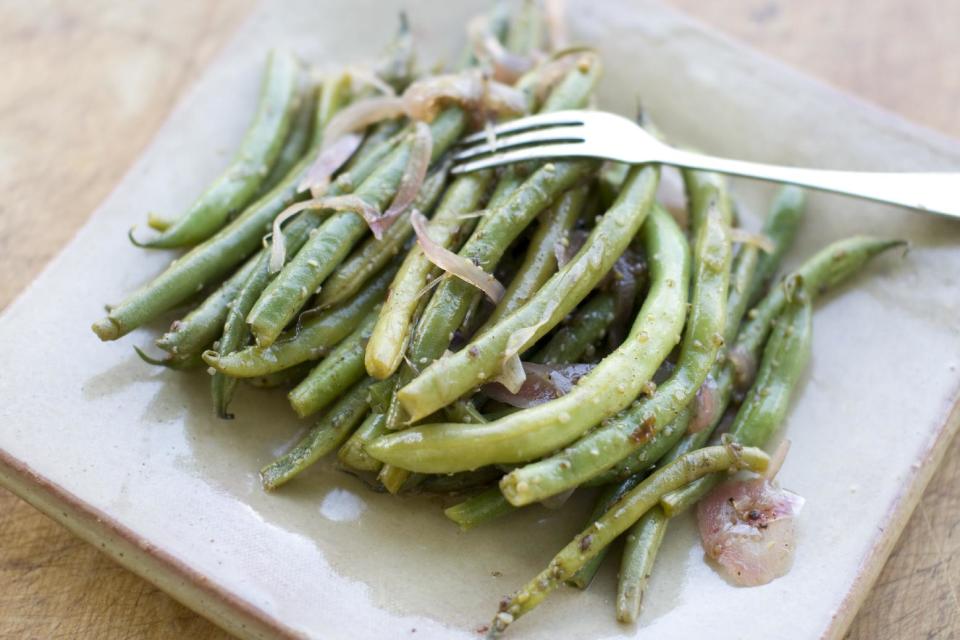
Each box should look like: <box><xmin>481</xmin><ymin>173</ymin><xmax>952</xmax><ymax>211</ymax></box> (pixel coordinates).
<box><xmin>92</xmin><ymin>3</ymin><xmax>908</xmax><ymax>635</ymax></box>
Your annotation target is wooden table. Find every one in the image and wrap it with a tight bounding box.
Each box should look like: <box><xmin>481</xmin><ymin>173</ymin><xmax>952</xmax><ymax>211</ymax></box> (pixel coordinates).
<box><xmin>1</xmin><ymin>1</ymin><xmax>957</xmax><ymax>637</ymax></box>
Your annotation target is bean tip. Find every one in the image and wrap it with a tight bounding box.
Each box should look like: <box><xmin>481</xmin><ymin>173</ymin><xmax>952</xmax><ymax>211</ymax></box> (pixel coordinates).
<box><xmin>91</xmin><ymin>317</ymin><xmax>120</xmax><ymax>341</ymax></box>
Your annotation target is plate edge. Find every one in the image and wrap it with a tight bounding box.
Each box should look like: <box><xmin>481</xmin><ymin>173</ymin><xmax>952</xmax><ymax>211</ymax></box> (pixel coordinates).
<box><xmin>0</xmin><ymin>447</ymin><xmax>305</xmax><ymax>640</ymax></box>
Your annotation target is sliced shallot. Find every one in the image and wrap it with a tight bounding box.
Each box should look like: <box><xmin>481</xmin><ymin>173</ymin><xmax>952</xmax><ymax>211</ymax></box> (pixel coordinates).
<box><xmin>411</xmin><ymin>211</ymin><xmax>504</xmax><ymax>303</ymax></box>
<box><xmin>729</xmin><ymin>227</ymin><xmax>775</xmax><ymax>254</ymax></box>
<box><xmin>321</xmin><ymin>96</ymin><xmax>406</xmax><ymax>147</ymax></box>
<box><xmin>269</xmin><ymin>195</ymin><xmax>379</xmax><ymax>272</ymax></box>
<box><xmin>368</xmin><ymin>122</ymin><xmax>433</xmax><ymax>239</ymax></box>
<box><xmin>467</xmin><ymin>16</ymin><xmax>536</xmax><ymax>84</ymax></box>
<box><xmin>607</xmin><ymin>252</ymin><xmax>641</xmax><ymax>349</ymax></box>
<box><xmin>484</xmin><ymin>362</ymin><xmax>594</xmax><ymax>409</ymax></box>
<box><xmin>402</xmin><ymin>69</ymin><xmax>527</xmax><ymax>123</ymax></box>
<box><xmin>296</xmin><ymin>132</ymin><xmax>363</xmax><ymax>197</ymax></box>
<box><xmin>689</xmin><ymin>374</ymin><xmax>721</xmax><ymax>434</ymax></box>
<box><xmin>697</xmin><ymin>440</ymin><xmax>803</xmax><ymax>587</ymax></box>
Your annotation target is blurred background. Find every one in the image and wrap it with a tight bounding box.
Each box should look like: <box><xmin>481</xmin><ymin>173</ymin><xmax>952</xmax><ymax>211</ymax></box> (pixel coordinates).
<box><xmin>0</xmin><ymin>1</ymin><xmax>956</xmax><ymax>638</ymax></box>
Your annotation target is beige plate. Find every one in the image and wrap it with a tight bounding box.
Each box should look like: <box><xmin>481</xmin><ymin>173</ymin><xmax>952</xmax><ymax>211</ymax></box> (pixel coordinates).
<box><xmin>1</xmin><ymin>1</ymin><xmax>959</xmax><ymax>638</ymax></box>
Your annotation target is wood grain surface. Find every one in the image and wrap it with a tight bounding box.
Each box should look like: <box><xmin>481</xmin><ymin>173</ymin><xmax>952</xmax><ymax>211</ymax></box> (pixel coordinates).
<box><xmin>0</xmin><ymin>1</ymin><xmax>957</xmax><ymax>638</ymax></box>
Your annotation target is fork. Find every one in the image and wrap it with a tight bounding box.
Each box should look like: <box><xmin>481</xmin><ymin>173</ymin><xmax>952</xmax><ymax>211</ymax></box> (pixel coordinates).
<box><xmin>452</xmin><ymin>110</ymin><xmax>960</xmax><ymax>219</ymax></box>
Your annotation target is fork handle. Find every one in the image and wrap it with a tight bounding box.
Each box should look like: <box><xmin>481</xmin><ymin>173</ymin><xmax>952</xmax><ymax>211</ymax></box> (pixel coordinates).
<box><xmin>660</xmin><ymin>148</ymin><xmax>960</xmax><ymax>219</ymax></box>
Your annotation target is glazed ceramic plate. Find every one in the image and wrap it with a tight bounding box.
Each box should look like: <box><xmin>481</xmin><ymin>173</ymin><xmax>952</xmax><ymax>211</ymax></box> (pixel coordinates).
<box><xmin>1</xmin><ymin>1</ymin><xmax>959</xmax><ymax>638</ymax></box>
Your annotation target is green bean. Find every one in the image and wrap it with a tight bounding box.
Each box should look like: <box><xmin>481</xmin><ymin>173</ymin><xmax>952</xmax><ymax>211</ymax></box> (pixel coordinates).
<box><xmin>419</xmin><ymin>467</ymin><xmax>502</xmax><ymax>494</ymax></box>
<box><xmin>370</xmin><ymin>203</ymin><xmax>688</xmax><ymax>473</ymax></box>
<box><xmin>378</xmin><ymin>463</ymin><xmax>419</xmax><ymax>495</ymax></box>
<box><xmin>138</xmin><ymin>50</ymin><xmax>302</xmax><ymax>248</ymax></box>
<box><xmin>616</xmin><ymin>506</ymin><xmax>668</xmax><ymax>623</ymax></box>
<box><xmin>211</xmin><ymin>253</ymin><xmax>274</xmax><ymax>418</ymax></box>
<box><xmin>313</xmin><ymin>72</ymin><xmax>354</xmax><ymax>146</ymax></box>
<box><xmin>365</xmin><ymin>171</ymin><xmax>493</xmax><ymax>379</ymax></box>
<box><xmin>246</xmin><ymin>108</ymin><xmax>467</xmax><ymax>348</ymax></box>
<box><xmin>567</xmin><ymin>475</ymin><xmax>643</xmax><ymax>589</ymax></box>
<box><xmin>745</xmin><ymin>186</ymin><xmax>805</xmax><ymax>307</ymax></box>
<box><xmin>597</xmin><ymin>162</ymin><xmax>630</xmax><ymax>209</ymax></box>
<box><xmin>344</xmin><ymin>119</ymin><xmax>406</xmax><ymax>173</ymax></box>
<box><xmin>91</xmin><ymin>74</ymin><xmax>362</xmax><ymax>343</ymax></box>
<box><xmin>288</xmin><ymin>307</ymin><xmax>380</xmax><ymax>418</ymax></box>
<box><xmin>260</xmin><ymin>378</ymin><xmax>373</xmax><ymax>490</ymax></box>
<box><xmin>488</xmin><ymin>444</ymin><xmax>770</xmax><ymax>635</ymax></box>
<box><xmin>486</xmin><ymin>170</ymin><xmax>526</xmax><ymax>208</ymax></box>
<box><xmin>243</xmin><ymin>362</ymin><xmax>313</xmax><ymax>389</ymax></box>
<box><xmin>338</xmin><ymin>412</ymin><xmax>388</xmax><ymax>473</ymax></box>
<box><xmin>155</xmin><ymin>253</ymin><xmax>259</xmax><ymax>357</ymax></box>
<box><xmin>397</xmin><ymin>166</ymin><xmax>658</xmax><ymax>422</ymax></box>
<box><xmin>133</xmin><ymin>346</ymin><xmax>203</xmax><ymax>370</ymax></box>
<box><xmin>483</xmin><ymin>185</ymin><xmax>587</xmax><ymax>327</ymax></box>
<box><xmin>315</xmin><ymin>161</ymin><xmax>451</xmax><ymax>310</ymax></box>
<box><xmin>726</xmin><ymin>186</ymin><xmax>805</xmax><ymax>337</ymax></box>
<box><xmin>256</xmin><ymin>82</ymin><xmax>318</xmax><ymax>196</ymax></box>
<box><xmin>584</xmin><ymin>407</ymin><xmax>694</xmax><ymax>487</ymax></box>
<box><xmin>372</xmin><ymin>12</ymin><xmax>416</xmax><ymax>93</ymax></box>
<box><xmin>498</xmin><ymin>172</ymin><xmax>733</xmax><ymax>505</ymax></box>
<box><xmin>444</xmin><ymin>486</ymin><xmax>516</xmax><ymax>531</ymax></box>
<box><xmin>204</xmin><ymin>264</ymin><xmax>395</xmax><ymax>377</ymax></box>
<box><xmin>660</xmin><ymin>297</ymin><xmax>813</xmax><ymax>516</ymax></box>
<box><xmin>529</xmin><ymin>292</ymin><xmax>615</xmax><ymax>365</ymax></box>
<box><xmin>505</xmin><ymin>0</ymin><xmax>544</xmax><ymax>55</ymax></box>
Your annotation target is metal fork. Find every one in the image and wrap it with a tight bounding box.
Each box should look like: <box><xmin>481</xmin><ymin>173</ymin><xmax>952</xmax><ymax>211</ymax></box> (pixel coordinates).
<box><xmin>452</xmin><ymin>109</ymin><xmax>960</xmax><ymax>218</ymax></box>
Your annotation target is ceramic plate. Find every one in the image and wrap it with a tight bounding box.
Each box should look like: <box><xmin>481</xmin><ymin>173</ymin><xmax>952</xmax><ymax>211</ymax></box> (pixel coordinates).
<box><xmin>1</xmin><ymin>1</ymin><xmax>959</xmax><ymax>638</ymax></box>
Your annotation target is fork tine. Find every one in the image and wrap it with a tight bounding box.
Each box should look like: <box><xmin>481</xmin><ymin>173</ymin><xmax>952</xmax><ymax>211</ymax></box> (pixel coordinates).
<box><xmin>451</xmin><ymin>142</ymin><xmax>593</xmax><ymax>174</ymax></box>
<box><xmin>452</xmin><ymin>126</ymin><xmax>586</xmax><ymax>162</ymax></box>
<box><xmin>457</xmin><ymin>110</ymin><xmax>587</xmax><ymax>145</ymax></box>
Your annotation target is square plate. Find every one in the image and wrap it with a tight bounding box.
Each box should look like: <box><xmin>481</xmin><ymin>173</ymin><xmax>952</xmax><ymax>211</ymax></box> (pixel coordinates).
<box><xmin>1</xmin><ymin>1</ymin><xmax>959</xmax><ymax>638</ymax></box>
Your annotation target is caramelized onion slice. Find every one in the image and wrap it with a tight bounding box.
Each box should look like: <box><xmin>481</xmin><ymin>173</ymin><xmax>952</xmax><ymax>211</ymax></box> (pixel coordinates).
<box><xmin>485</xmin><ymin>362</ymin><xmax>594</xmax><ymax>408</ymax></box>
<box><xmin>697</xmin><ymin>474</ymin><xmax>804</xmax><ymax>586</ymax></box>
<box><xmin>411</xmin><ymin>211</ymin><xmax>504</xmax><ymax>303</ymax></box>
<box><xmin>296</xmin><ymin>133</ymin><xmax>363</xmax><ymax>197</ymax></box>
<box><xmin>370</xmin><ymin>122</ymin><xmax>433</xmax><ymax>239</ymax></box>
<box><xmin>321</xmin><ymin>96</ymin><xmax>406</xmax><ymax>147</ymax></box>
<box><xmin>402</xmin><ymin>69</ymin><xmax>527</xmax><ymax>123</ymax></box>
<box><xmin>730</xmin><ymin>227</ymin><xmax>775</xmax><ymax>253</ymax></box>
<box><xmin>269</xmin><ymin>195</ymin><xmax>379</xmax><ymax>272</ymax></box>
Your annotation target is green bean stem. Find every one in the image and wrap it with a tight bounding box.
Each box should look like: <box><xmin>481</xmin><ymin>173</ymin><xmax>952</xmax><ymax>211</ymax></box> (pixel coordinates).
<box><xmin>498</xmin><ymin>171</ymin><xmax>733</xmax><ymax>505</ymax></box>
<box><xmin>488</xmin><ymin>445</ymin><xmax>770</xmax><ymax>636</ymax></box>
<box><xmin>260</xmin><ymin>378</ymin><xmax>373</xmax><ymax>490</ymax></box>
<box><xmin>288</xmin><ymin>307</ymin><xmax>380</xmax><ymax>418</ymax></box>
<box><xmin>370</xmin><ymin>203</ymin><xmax>688</xmax><ymax>473</ymax></box>
<box><xmin>140</xmin><ymin>50</ymin><xmax>302</xmax><ymax>248</ymax></box>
